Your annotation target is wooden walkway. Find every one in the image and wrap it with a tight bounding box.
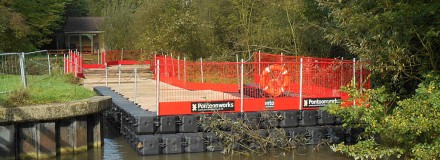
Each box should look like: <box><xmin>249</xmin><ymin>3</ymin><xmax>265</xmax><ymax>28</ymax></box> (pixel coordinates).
<box><xmin>82</xmin><ymin>64</ymin><xmax>238</xmax><ymax>111</ymax></box>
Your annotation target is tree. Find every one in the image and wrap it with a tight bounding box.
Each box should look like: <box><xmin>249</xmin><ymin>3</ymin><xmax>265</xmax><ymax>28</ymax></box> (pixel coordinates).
<box><xmin>99</xmin><ymin>0</ymin><xmax>334</xmax><ymax>60</ymax></box>
<box><xmin>100</xmin><ymin>0</ymin><xmax>143</xmax><ymax>50</ymax></box>
<box><xmin>326</xmin><ymin>73</ymin><xmax>440</xmax><ymax>159</ymax></box>
<box><xmin>319</xmin><ymin>0</ymin><xmax>440</xmax><ymax>159</ymax></box>
<box><xmin>11</xmin><ymin>0</ymin><xmax>69</xmax><ymax>50</ymax></box>
<box><xmin>318</xmin><ymin>0</ymin><xmax>440</xmax><ymax>95</ymax></box>
<box><xmin>0</xmin><ymin>0</ymin><xmax>72</xmax><ymax>52</ymax></box>
<box><xmin>65</xmin><ymin>0</ymin><xmax>89</xmax><ymax>17</ymax></box>
<box><xmin>0</xmin><ymin>5</ymin><xmax>31</xmax><ymax>52</ymax></box>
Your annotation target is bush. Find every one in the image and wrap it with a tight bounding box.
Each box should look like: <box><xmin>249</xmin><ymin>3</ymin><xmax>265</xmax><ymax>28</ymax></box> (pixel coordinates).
<box><xmin>200</xmin><ymin>112</ymin><xmax>309</xmax><ymax>156</ymax></box>
<box><xmin>4</xmin><ymin>89</ymin><xmax>30</xmax><ymax>107</ymax></box>
<box><xmin>65</xmin><ymin>73</ymin><xmax>81</xmax><ymax>85</ymax></box>
<box><xmin>325</xmin><ymin>72</ymin><xmax>440</xmax><ymax>159</ymax></box>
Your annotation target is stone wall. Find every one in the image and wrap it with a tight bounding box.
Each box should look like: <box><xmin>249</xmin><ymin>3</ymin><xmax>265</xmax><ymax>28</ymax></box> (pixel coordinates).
<box><xmin>0</xmin><ymin>96</ymin><xmax>111</xmax><ymax>159</ymax></box>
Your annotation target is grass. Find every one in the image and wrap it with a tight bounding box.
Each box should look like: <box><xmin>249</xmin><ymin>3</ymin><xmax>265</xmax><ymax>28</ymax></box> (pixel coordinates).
<box><xmin>0</xmin><ymin>73</ymin><xmax>96</xmax><ymax>107</ymax></box>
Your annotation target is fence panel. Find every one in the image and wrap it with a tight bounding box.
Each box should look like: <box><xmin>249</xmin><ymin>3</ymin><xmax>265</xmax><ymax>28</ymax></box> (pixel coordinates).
<box><xmin>0</xmin><ymin>53</ymin><xmax>22</xmax><ymax>94</ymax></box>
<box><xmin>157</xmin><ymin>56</ymin><xmax>240</xmax><ymax>102</ymax></box>
<box><xmin>1</xmin><ymin>50</ymin><xmax>62</xmax><ymax>97</ymax></box>
<box><xmin>64</xmin><ymin>50</ymin><xmax>84</xmax><ymax>77</ymax></box>
<box><xmin>152</xmin><ymin>53</ymin><xmax>370</xmax><ymax>115</ymax></box>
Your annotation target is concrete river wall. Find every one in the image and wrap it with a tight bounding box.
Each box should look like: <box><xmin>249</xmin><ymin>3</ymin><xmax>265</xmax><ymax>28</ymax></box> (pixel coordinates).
<box><xmin>0</xmin><ymin>96</ymin><xmax>111</xmax><ymax>159</ymax></box>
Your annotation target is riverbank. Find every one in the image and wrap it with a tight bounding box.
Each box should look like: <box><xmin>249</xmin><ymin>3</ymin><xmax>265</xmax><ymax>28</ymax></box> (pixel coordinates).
<box><xmin>0</xmin><ymin>74</ymin><xmax>95</xmax><ymax>108</ymax></box>
<box><xmin>0</xmin><ymin>96</ymin><xmax>111</xmax><ymax>159</ymax></box>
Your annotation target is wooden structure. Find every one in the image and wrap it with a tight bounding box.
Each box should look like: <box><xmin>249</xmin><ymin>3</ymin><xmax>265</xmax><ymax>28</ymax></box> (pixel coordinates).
<box><xmin>59</xmin><ymin>17</ymin><xmax>105</xmax><ymax>53</ymax></box>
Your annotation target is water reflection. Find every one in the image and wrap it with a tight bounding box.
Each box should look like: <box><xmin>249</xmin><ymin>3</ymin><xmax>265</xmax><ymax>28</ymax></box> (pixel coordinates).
<box><xmin>102</xmin><ymin>139</ymin><xmax>123</xmax><ymax>160</ymax></box>
<box><xmin>59</xmin><ymin>142</ymin><xmax>349</xmax><ymax>160</ymax></box>
<box><xmin>54</xmin><ymin>119</ymin><xmax>350</xmax><ymax>160</ymax></box>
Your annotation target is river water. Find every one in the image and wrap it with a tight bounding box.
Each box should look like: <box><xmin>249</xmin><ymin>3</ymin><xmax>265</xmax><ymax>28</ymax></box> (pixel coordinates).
<box><xmin>54</xmin><ymin>119</ymin><xmax>351</xmax><ymax>160</ymax></box>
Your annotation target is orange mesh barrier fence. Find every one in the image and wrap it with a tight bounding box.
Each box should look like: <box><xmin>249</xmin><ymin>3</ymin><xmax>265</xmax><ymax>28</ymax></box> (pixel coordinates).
<box><xmin>153</xmin><ymin>53</ymin><xmax>370</xmax><ymax>115</ymax></box>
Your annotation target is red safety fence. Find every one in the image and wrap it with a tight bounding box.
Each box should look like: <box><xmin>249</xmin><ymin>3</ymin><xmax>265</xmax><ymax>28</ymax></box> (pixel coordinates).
<box><xmin>82</xmin><ymin>50</ymin><xmax>106</xmax><ymax>69</ymax></box>
<box><xmin>63</xmin><ymin>50</ymin><xmax>152</xmax><ymax>71</ymax></box>
<box><xmin>63</xmin><ymin>50</ymin><xmax>84</xmax><ymax>77</ymax></box>
<box><xmin>63</xmin><ymin>50</ymin><xmax>106</xmax><ymax>76</ymax></box>
<box><xmin>153</xmin><ymin>52</ymin><xmax>370</xmax><ymax>116</ymax></box>
<box><xmin>255</xmin><ymin>53</ymin><xmax>370</xmax><ymax>96</ymax></box>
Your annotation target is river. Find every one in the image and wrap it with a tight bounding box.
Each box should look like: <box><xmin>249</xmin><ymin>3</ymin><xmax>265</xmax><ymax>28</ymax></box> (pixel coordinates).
<box><xmin>53</xmin><ymin>119</ymin><xmax>351</xmax><ymax>160</ymax></box>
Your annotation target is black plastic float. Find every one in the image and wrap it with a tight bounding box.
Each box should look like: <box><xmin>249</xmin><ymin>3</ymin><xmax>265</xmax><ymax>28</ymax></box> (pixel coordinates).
<box><xmin>181</xmin><ymin>133</ymin><xmax>206</xmax><ymax>153</ymax></box>
<box><xmin>279</xmin><ymin>111</ymin><xmax>299</xmax><ymax>127</ymax></box>
<box><xmin>135</xmin><ymin>135</ymin><xmax>161</xmax><ymax>155</ymax></box>
<box><xmin>317</xmin><ymin>110</ymin><xmax>336</xmax><ymax>125</ymax></box>
<box><xmin>299</xmin><ymin>110</ymin><xmax>318</xmax><ymax>126</ymax></box>
<box><xmin>94</xmin><ymin>86</ymin><xmax>357</xmax><ymax>156</ymax></box>
<box><xmin>159</xmin><ymin>116</ymin><xmax>178</xmax><ymax>133</ymax></box>
<box><xmin>178</xmin><ymin>115</ymin><xmax>199</xmax><ymax>133</ymax></box>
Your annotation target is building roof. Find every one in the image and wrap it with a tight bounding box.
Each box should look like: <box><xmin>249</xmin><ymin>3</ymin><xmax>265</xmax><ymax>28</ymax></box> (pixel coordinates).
<box><xmin>63</xmin><ymin>17</ymin><xmax>104</xmax><ymax>34</ymax></box>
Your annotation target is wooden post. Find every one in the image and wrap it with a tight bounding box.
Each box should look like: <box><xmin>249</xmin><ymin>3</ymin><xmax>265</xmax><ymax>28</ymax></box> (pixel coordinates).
<box><xmin>0</xmin><ymin>124</ymin><xmax>16</xmax><ymax>159</ymax></box>
<box><xmin>87</xmin><ymin>114</ymin><xmax>103</xmax><ymax>148</ymax></box>
<box><xmin>56</xmin><ymin>117</ymin><xmax>88</xmax><ymax>154</ymax></box>
<box><xmin>72</xmin><ymin>117</ymin><xmax>88</xmax><ymax>152</ymax></box>
<box><xmin>19</xmin><ymin>122</ymin><xmax>56</xmax><ymax>159</ymax></box>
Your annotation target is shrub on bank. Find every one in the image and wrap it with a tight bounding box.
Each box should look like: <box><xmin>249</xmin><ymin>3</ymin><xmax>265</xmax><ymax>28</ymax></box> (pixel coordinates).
<box><xmin>325</xmin><ymin>72</ymin><xmax>440</xmax><ymax>159</ymax></box>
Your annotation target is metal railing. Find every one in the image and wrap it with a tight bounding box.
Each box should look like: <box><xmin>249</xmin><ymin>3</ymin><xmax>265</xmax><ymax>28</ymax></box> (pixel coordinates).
<box><xmin>153</xmin><ymin>53</ymin><xmax>370</xmax><ymax>115</ymax></box>
<box><xmin>1</xmin><ymin>50</ymin><xmax>62</xmax><ymax>93</ymax></box>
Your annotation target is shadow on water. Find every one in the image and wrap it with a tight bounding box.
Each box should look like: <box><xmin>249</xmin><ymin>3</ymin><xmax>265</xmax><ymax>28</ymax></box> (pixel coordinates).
<box><xmin>53</xmin><ymin>118</ymin><xmax>351</xmax><ymax>160</ymax></box>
